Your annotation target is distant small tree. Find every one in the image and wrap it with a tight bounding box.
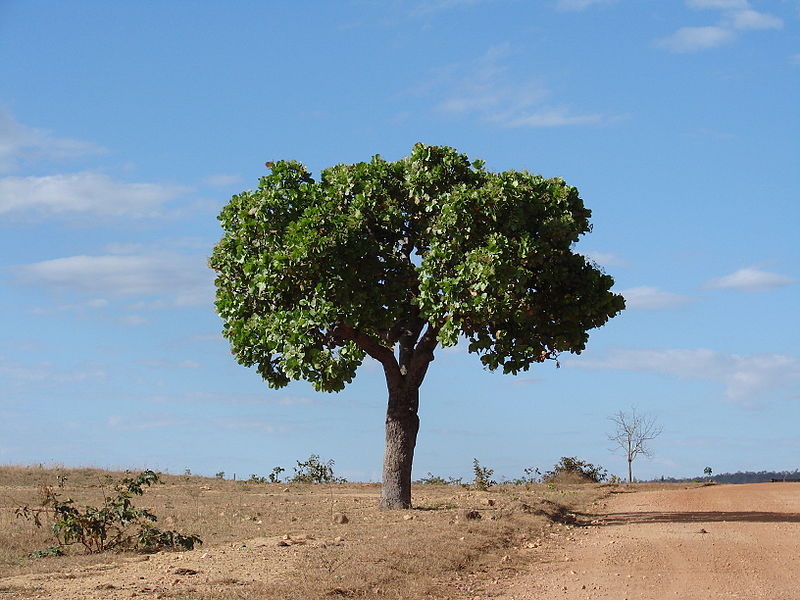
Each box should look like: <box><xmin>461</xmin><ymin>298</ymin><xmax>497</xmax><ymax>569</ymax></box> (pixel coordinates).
<box><xmin>472</xmin><ymin>458</ymin><xmax>496</xmax><ymax>490</ymax></box>
<box><xmin>268</xmin><ymin>466</ymin><xmax>285</xmax><ymax>483</ymax></box>
<box><xmin>704</xmin><ymin>466</ymin><xmax>713</xmax><ymax>478</ymax></box>
<box><xmin>608</xmin><ymin>408</ymin><xmax>662</xmax><ymax>483</ymax></box>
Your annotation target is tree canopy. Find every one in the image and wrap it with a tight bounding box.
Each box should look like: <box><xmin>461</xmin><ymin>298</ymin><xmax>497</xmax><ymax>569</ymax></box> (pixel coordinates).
<box><xmin>210</xmin><ymin>143</ymin><xmax>624</xmax><ymax>392</ymax></box>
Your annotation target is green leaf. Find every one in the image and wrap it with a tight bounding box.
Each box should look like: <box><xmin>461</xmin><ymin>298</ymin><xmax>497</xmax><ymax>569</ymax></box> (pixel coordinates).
<box><xmin>209</xmin><ymin>144</ymin><xmax>624</xmax><ymax>390</ymax></box>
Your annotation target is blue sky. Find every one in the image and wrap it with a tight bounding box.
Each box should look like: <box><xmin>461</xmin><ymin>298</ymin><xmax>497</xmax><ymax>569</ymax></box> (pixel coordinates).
<box><xmin>1</xmin><ymin>0</ymin><xmax>798</xmax><ymax>483</ymax></box>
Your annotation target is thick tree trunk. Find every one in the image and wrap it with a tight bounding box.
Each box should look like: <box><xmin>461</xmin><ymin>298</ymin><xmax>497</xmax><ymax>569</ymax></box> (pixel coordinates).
<box><xmin>628</xmin><ymin>458</ymin><xmax>633</xmax><ymax>484</ymax></box>
<box><xmin>379</xmin><ymin>386</ymin><xmax>420</xmax><ymax>509</ymax></box>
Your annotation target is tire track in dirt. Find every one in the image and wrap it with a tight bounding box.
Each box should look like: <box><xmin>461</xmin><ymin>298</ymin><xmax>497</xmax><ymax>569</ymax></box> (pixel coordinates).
<box><xmin>499</xmin><ymin>483</ymin><xmax>800</xmax><ymax>600</ymax></box>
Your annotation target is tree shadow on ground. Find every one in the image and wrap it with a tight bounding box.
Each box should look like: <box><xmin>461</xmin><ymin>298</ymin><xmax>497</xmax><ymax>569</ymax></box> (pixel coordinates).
<box><xmin>597</xmin><ymin>511</ymin><xmax>800</xmax><ymax>526</ymax></box>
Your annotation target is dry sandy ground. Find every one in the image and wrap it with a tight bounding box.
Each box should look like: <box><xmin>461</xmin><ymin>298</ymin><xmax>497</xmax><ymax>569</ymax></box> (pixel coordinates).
<box><xmin>2</xmin><ymin>483</ymin><xmax>799</xmax><ymax>599</ymax></box>
<box><xmin>500</xmin><ymin>482</ymin><xmax>800</xmax><ymax>600</ymax></box>
<box><xmin>0</xmin><ymin>534</ymin><xmax>304</xmax><ymax>599</ymax></box>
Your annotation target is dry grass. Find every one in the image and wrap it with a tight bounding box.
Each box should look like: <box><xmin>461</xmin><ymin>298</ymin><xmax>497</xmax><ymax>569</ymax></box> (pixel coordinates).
<box><xmin>0</xmin><ymin>465</ymin><xmax>609</xmax><ymax>599</ymax></box>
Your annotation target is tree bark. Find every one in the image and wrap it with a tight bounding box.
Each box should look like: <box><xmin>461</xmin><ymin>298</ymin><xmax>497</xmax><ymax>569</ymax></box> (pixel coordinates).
<box><xmin>379</xmin><ymin>386</ymin><xmax>420</xmax><ymax>509</ymax></box>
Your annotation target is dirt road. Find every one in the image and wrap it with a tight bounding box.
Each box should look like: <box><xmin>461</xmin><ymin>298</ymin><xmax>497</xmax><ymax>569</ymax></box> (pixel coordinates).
<box><xmin>500</xmin><ymin>483</ymin><xmax>800</xmax><ymax>600</ymax></box>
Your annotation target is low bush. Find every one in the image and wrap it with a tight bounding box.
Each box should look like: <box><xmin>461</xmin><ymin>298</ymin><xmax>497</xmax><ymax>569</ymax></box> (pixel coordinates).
<box><xmin>290</xmin><ymin>454</ymin><xmax>346</xmax><ymax>484</ymax></box>
<box><xmin>472</xmin><ymin>458</ymin><xmax>497</xmax><ymax>490</ymax></box>
<box><xmin>543</xmin><ymin>457</ymin><xmax>607</xmax><ymax>484</ymax></box>
<box><xmin>414</xmin><ymin>473</ymin><xmax>463</xmax><ymax>485</ymax></box>
<box><xmin>15</xmin><ymin>470</ymin><xmax>201</xmax><ymax>555</ymax></box>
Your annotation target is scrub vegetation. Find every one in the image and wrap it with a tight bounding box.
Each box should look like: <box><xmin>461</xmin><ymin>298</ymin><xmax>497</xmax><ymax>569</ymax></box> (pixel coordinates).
<box><xmin>0</xmin><ymin>465</ymin><xmax>607</xmax><ymax>599</ymax></box>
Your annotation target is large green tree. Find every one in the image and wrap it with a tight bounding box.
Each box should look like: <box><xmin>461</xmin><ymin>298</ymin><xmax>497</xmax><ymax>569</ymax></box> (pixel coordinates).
<box><xmin>210</xmin><ymin>144</ymin><xmax>625</xmax><ymax>509</ymax></box>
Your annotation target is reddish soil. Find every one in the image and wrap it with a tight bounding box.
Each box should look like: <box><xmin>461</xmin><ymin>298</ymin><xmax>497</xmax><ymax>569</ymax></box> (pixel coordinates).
<box><xmin>499</xmin><ymin>483</ymin><xmax>800</xmax><ymax>600</ymax></box>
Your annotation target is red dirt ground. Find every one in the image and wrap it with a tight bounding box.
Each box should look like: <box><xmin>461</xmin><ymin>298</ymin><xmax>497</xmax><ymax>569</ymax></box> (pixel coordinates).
<box><xmin>499</xmin><ymin>482</ymin><xmax>800</xmax><ymax>600</ymax></box>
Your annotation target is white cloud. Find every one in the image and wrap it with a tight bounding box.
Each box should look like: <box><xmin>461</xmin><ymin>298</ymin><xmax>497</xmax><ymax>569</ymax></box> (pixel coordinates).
<box><xmin>139</xmin><ymin>359</ymin><xmax>200</xmax><ymax>369</ymax></box>
<box><xmin>25</xmin><ymin>298</ymin><xmax>152</xmax><ymax>327</ymax></box>
<box><xmin>555</xmin><ymin>0</ymin><xmax>615</xmax><ymax>11</ymax></box>
<box><xmin>28</xmin><ymin>298</ymin><xmax>110</xmax><ymax>315</ymax></box>
<box><xmin>107</xmin><ymin>414</ymin><xmax>192</xmax><ymax>431</ymax></box>
<box><xmin>432</xmin><ymin>45</ymin><xmax>616</xmax><ymax>128</ymax></box>
<box><xmin>727</xmin><ymin>8</ymin><xmax>782</xmax><ymax>30</ymax></box>
<box><xmin>216</xmin><ymin>417</ymin><xmax>293</xmax><ymax>434</ymax></box>
<box><xmin>0</xmin><ymin>357</ymin><xmax>107</xmax><ymax>385</ymax></box>
<box><xmin>511</xmin><ymin>376</ymin><xmax>543</xmax><ymax>386</ymax></box>
<box><xmin>656</xmin><ymin>25</ymin><xmax>736</xmax><ymax>52</ymax></box>
<box><xmin>620</xmin><ymin>286</ymin><xmax>694</xmax><ymax>310</ymax></box>
<box><xmin>202</xmin><ymin>174</ymin><xmax>241</xmax><ymax>187</ymax></box>
<box><xmin>143</xmin><ymin>390</ymin><xmax>315</xmax><ymax>407</ymax></box>
<box><xmin>504</xmin><ymin>108</ymin><xmax>606</xmax><ymax>127</ymax></box>
<box><xmin>706</xmin><ymin>267</ymin><xmax>795</xmax><ymax>292</ymax></box>
<box><xmin>0</xmin><ymin>108</ymin><xmax>104</xmax><ymax>173</ymax></box>
<box><xmin>0</xmin><ymin>172</ymin><xmax>189</xmax><ymax>220</ymax></box>
<box><xmin>410</xmin><ymin>0</ymin><xmax>497</xmax><ymax>16</ymax></box>
<box><xmin>570</xmin><ymin>348</ymin><xmax>800</xmax><ymax>404</ymax></box>
<box><xmin>12</xmin><ymin>253</ymin><xmax>214</xmax><ymax>306</ymax></box>
<box><xmin>581</xmin><ymin>251</ymin><xmax>627</xmax><ymax>268</ymax></box>
<box><xmin>116</xmin><ymin>314</ymin><xmax>150</xmax><ymax>327</ymax></box>
<box><xmin>658</xmin><ymin>1</ymin><xmax>783</xmax><ymax>53</ymax></box>
<box><xmin>687</xmin><ymin>0</ymin><xmax>748</xmax><ymax>9</ymax></box>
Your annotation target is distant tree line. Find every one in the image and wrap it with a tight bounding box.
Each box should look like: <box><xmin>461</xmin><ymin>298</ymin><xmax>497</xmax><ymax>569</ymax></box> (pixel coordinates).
<box><xmin>650</xmin><ymin>469</ymin><xmax>800</xmax><ymax>484</ymax></box>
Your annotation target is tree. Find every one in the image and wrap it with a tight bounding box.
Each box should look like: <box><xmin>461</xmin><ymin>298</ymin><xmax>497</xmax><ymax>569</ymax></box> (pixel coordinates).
<box><xmin>210</xmin><ymin>144</ymin><xmax>625</xmax><ymax>509</ymax></box>
<box><xmin>608</xmin><ymin>408</ymin><xmax>662</xmax><ymax>483</ymax></box>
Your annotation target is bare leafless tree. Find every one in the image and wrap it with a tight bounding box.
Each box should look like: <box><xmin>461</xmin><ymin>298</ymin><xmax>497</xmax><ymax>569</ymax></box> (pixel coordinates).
<box><xmin>608</xmin><ymin>408</ymin><xmax>662</xmax><ymax>483</ymax></box>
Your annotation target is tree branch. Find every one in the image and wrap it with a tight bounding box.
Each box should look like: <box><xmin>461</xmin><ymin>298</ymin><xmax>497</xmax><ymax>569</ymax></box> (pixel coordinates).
<box><xmin>332</xmin><ymin>323</ymin><xmax>402</xmax><ymax>386</ymax></box>
<box><xmin>398</xmin><ymin>318</ymin><xmax>426</xmax><ymax>374</ymax></box>
<box><xmin>406</xmin><ymin>323</ymin><xmax>440</xmax><ymax>389</ymax></box>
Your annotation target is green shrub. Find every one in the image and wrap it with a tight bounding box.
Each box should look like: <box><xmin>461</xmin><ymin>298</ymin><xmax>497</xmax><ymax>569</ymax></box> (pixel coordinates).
<box><xmin>543</xmin><ymin>457</ymin><xmax>607</xmax><ymax>484</ymax></box>
<box><xmin>28</xmin><ymin>546</ymin><xmax>64</xmax><ymax>559</ymax></box>
<box><xmin>414</xmin><ymin>473</ymin><xmax>463</xmax><ymax>485</ymax></box>
<box><xmin>290</xmin><ymin>454</ymin><xmax>346</xmax><ymax>484</ymax></box>
<box><xmin>472</xmin><ymin>458</ymin><xmax>496</xmax><ymax>490</ymax></box>
<box><xmin>268</xmin><ymin>466</ymin><xmax>285</xmax><ymax>483</ymax></box>
<box><xmin>16</xmin><ymin>470</ymin><xmax>202</xmax><ymax>554</ymax></box>
<box><xmin>506</xmin><ymin>467</ymin><xmax>540</xmax><ymax>486</ymax></box>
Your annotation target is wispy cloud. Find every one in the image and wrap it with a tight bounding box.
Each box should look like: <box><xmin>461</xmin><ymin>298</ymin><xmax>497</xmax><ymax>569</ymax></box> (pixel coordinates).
<box><xmin>202</xmin><ymin>174</ymin><xmax>241</xmax><ymax>187</ymax></box>
<box><xmin>142</xmin><ymin>391</ymin><xmax>315</xmax><ymax>407</ymax></box>
<box><xmin>409</xmin><ymin>0</ymin><xmax>498</xmax><ymax>17</ymax></box>
<box><xmin>657</xmin><ymin>26</ymin><xmax>736</xmax><ymax>52</ymax></box>
<box><xmin>0</xmin><ymin>108</ymin><xmax>104</xmax><ymax>173</ymax></box>
<box><xmin>28</xmin><ymin>298</ymin><xmax>110</xmax><ymax>315</ymax></box>
<box><xmin>106</xmin><ymin>414</ymin><xmax>192</xmax><ymax>432</ymax></box>
<box><xmin>686</xmin><ymin>0</ymin><xmax>748</xmax><ymax>9</ymax></box>
<box><xmin>430</xmin><ymin>44</ymin><xmax>618</xmax><ymax>128</ymax></box>
<box><xmin>620</xmin><ymin>286</ymin><xmax>694</xmax><ymax>310</ymax></box>
<box><xmin>555</xmin><ymin>0</ymin><xmax>615</xmax><ymax>11</ymax></box>
<box><xmin>570</xmin><ymin>348</ymin><xmax>800</xmax><ymax>405</ymax></box>
<box><xmin>215</xmin><ymin>417</ymin><xmax>294</xmax><ymax>434</ymax></box>
<box><xmin>504</xmin><ymin>108</ymin><xmax>607</xmax><ymax>128</ymax></box>
<box><xmin>656</xmin><ymin>0</ymin><xmax>783</xmax><ymax>53</ymax></box>
<box><xmin>581</xmin><ymin>251</ymin><xmax>627</xmax><ymax>268</ymax></box>
<box><xmin>25</xmin><ymin>298</ymin><xmax>150</xmax><ymax>327</ymax></box>
<box><xmin>138</xmin><ymin>359</ymin><xmax>201</xmax><ymax>369</ymax></box>
<box><xmin>727</xmin><ymin>8</ymin><xmax>782</xmax><ymax>30</ymax></box>
<box><xmin>705</xmin><ymin>267</ymin><xmax>795</xmax><ymax>292</ymax></box>
<box><xmin>12</xmin><ymin>252</ymin><xmax>213</xmax><ymax>307</ymax></box>
<box><xmin>0</xmin><ymin>357</ymin><xmax>107</xmax><ymax>386</ymax></box>
<box><xmin>0</xmin><ymin>172</ymin><xmax>189</xmax><ymax>221</ymax></box>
